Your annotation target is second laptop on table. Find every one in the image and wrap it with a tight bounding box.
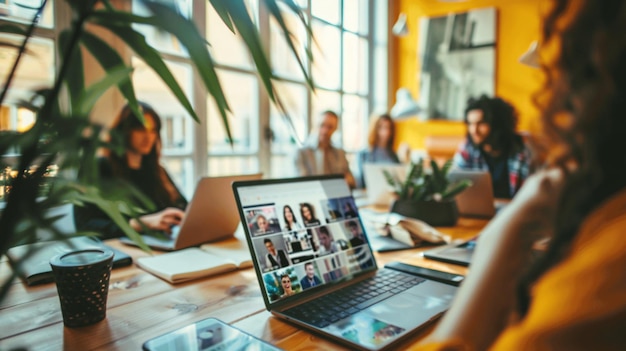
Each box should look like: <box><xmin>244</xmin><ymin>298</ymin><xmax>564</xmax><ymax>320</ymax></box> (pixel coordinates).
<box><xmin>121</xmin><ymin>173</ymin><xmax>262</xmax><ymax>251</ymax></box>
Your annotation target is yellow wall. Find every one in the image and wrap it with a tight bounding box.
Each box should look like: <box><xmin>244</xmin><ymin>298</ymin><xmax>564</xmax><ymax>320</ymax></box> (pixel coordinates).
<box><xmin>392</xmin><ymin>0</ymin><xmax>544</xmax><ymax>151</ymax></box>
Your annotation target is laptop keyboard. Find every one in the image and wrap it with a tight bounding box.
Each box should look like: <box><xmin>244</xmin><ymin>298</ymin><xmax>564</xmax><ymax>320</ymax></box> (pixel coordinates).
<box><xmin>283</xmin><ymin>269</ymin><xmax>426</xmax><ymax>328</ymax></box>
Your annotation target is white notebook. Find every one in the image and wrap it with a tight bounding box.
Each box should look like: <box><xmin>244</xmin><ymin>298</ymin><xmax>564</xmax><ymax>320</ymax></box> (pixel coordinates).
<box><xmin>136</xmin><ymin>238</ymin><xmax>252</xmax><ymax>284</ymax></box>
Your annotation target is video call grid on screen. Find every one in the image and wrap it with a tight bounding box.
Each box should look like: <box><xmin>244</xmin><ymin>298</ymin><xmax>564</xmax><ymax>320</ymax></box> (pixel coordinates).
<box><xmin>237</xmin><ymin>179</ymin><xmax>376</xmax><ymax>304</ymax></box>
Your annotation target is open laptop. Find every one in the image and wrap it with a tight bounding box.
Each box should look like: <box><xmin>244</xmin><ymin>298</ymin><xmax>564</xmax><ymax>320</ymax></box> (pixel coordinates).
<box><xmin>362</xmin><ymin>163</ymin><xmax>408</xmax><ymax>207</ymax></box>
<box><xmin>423</xmin><ymin>170</ymin><xmax>509</xmax><ymax>266</ymax></box>
<box><xmin>447</xmin><ymin>170</ymin><xmax>496</xmax><ymax>218</ymax></box>
<box><xmin>121</xmin><ymin>173</ymin><xmax>262</xmax><ymax>251</ymax></box>
<box><xmin>232</xmin><ymin>175</ymin><xmax>458</xmax><ymax>351</ymax></box>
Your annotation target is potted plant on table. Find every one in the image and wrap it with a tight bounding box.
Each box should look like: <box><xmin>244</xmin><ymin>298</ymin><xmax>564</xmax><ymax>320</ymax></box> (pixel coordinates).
<box><xmin>383</xmin><ymin>159</ymin><xmax>472</xmax><ymax>226</ymax></box>
<box><xmin>0</xmin><ymin>0</ymin><xmax>311</xmax><ymax>303</ymax></box>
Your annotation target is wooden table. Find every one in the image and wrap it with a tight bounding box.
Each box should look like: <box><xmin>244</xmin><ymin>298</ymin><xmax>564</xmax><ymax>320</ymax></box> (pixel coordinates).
<box><xmin>0</xmin><ymin>217</ymin><xmax>487</xmax><ymax>350</ymax></box>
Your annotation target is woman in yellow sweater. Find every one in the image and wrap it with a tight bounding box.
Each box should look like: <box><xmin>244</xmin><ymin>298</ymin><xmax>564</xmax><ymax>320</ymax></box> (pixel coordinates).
<box><xmin>416</xmin><ymin>0</ymin><xmax>626</xmax><ymax>350</ymax></box>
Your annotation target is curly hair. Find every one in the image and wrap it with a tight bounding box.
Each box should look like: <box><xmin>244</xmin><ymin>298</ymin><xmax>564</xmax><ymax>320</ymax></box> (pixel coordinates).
<box><xmin>463</xmin><ymin>94</ymin><xmax>524</xmax><ymax>155</ymax></box>
<box><xmin>517</xmin><ymin>0</ymin><xmax>626</xmax><ymax>315</ymax></box>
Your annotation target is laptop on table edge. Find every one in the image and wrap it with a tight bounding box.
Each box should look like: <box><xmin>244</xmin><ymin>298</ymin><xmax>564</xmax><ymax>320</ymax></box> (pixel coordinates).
<box><xmin>232</xmin><ymin>175</ymin><xmax>458</xmax><ymax>351</ymax></box>
<box><xmin>422</xmin><ymin>170</ymin><xmax>507</xmax><ymax>266</ymax></box>
<box><xmin>120</xmin><ymin>173</ymin><xmax>262</xmax><ymax>251</ymax></box>
<box><xmin>447</xmin><ymin>169</ymin><xmax>497</xmax><ymax>219</ymax></box>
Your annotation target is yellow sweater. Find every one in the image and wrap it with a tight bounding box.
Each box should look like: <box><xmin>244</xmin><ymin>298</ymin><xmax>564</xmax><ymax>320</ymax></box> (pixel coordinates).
<box><xmin>416</xmin><ymin>189</ymin><xmax>626</xmax><ymax>350</ymax></box>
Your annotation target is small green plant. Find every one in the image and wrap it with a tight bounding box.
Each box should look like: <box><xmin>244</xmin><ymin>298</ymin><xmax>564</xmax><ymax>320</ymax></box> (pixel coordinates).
<box><xmin>383</xmin><ymin>159</ymin><xmax>472</xmax><ymax>202</ymax></box>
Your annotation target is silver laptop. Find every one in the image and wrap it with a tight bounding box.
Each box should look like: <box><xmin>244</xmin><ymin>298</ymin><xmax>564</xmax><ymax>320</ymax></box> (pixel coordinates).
<box><xmin>232</xmin><ymin>175</ymin><xmax>457</xmax><ymax>351</ymax></box>
<box><xmin>423</xmin><ymin>238</ymin><xmax>477</xmax><ymax>267</ymax></box>
<box><xmin>447</xmin><ymin>170</ymin><xmax>496</xmax><ymax>218</ymax></box>
<box><xmin>121</xmin><ymin>173</ymin><xmax>262</xmax><ymax>251</ymax></box>
<box><xmin>421</xmin><ymin>170</ymin><xmax>494</xmax><ymax>265</ymax></box>
<box><xmin>362</xmin><ymin>163</ymin><xmax>408</xmax><ymax>207</ymax></box>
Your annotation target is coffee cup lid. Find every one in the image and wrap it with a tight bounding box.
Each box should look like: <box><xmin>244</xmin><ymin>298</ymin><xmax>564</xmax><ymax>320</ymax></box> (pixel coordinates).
<box><xmin>50</xmin><ymin>248</ymin><xmax>114</xmax><ymax>267</ymax></box>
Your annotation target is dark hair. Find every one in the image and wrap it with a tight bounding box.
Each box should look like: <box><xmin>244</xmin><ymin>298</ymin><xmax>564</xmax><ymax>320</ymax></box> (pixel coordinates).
<box><xmin>464</xmin><ymin>94</ymin><xmax>524</xmax><ymax>155</ymax></box>
<box><xmin>317</xmin><ymin>226</ymin><xmax>331</xmax><ymax>238</ymax></box>
<box><xmin>517</xmin><ymin>0</ymin><xmax>626</xmax><ymax>316</ymax></box>
<box><xmin>263</xmin><ymin>238</ymin><xmax>273</xmax><ymax>245</ymax></box>
<box><xmin>300</xmin><ymin>203</ymin><xmax>317</xmax><ymax>222</ymax></box>
<box><xmin>367</xmin><ymin>113</ymin><xmax>396</xmax><ymax>150</ymax></box>
<box><xmin>107</xmin><ymin>102</ymin><xmax>179</xmax><ymax>207</ymax></box>
<box><xmin>283</xmin><ymin>205</ymin><xmax>298</xmax><ymax>230</ymax></box>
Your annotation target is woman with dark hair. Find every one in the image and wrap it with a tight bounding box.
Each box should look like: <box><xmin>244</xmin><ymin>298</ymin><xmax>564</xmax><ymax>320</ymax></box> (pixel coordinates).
<box><xmin>453</xmin><ymin>95</ymin><xmax>532</xmax><ymax>198</ymax></box>
<box><xmin>419</xmin><ymin>1</ymin><xmax>626</xmax><ymax>350</ymax></box>
<box><xmin>300</xmin><ymin>202</ymin><xmax>320</xmax><ymax>227</ymax></box>
<box><xmin>355</xmin><ymin>113</ymin><xmax>400</xmax><ymax>188</ymax></box>
<box><xmin>283</xmin><ymin>205</ymin><xmax>303</xmax><ymax>232</ymax></box>
<box><xmin>74</xmin><ymin>102</ymin><xmax>187</xmax><ymax>239</ymax></box>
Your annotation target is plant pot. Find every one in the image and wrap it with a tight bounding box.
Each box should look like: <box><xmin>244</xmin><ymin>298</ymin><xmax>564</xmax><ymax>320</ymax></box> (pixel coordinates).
<box><xmin>390</xmin><ymin>199</ymin><xmax>459</xmax><ymax>226</ymax></box>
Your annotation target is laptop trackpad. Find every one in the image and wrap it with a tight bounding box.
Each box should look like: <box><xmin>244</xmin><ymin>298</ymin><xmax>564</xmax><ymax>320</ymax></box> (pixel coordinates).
<box><xmin>367</xmin><ymin>292</ymin><xmax>448</xmax><ymax>328</ymax></box>
<box><xmin>324</xmin><ymin>293</ymin><xmax>448</xmax><ymax>350</ymax></box>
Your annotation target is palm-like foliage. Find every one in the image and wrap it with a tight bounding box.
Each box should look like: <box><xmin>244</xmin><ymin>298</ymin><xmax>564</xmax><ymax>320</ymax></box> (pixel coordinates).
<box><xmin>384</xmin><ymin>159</ymin><xmax>472</xmax><ymax>202</ymax></box>
<box><xmin>0</xmin><ymin>0</ymin><xmax>312</xmax><ymax>302</ymax></box>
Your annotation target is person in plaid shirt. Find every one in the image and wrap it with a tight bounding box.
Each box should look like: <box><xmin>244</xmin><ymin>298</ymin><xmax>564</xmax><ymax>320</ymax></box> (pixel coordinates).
<box><xmin>453</xmin><ymin>95</ymin><xmax>532</xmax><ymax>199</ymax></box>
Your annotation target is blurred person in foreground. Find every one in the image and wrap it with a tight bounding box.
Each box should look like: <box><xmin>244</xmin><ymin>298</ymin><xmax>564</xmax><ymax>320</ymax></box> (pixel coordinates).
<box><xmin>417</xmin><ymin>0</ymin><xmax>626</xmax><ymax>349</ymax></box>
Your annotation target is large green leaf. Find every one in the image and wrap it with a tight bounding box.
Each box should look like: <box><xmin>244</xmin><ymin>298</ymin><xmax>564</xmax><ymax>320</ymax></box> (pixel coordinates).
<box><xmin>442</xmin><ymin>179</ymin><xmax>472</xmax><ymax>200</ymax></box>
<box><xmin>65</xmin><ymin>0</ymin><xmax>94</xmax><ymax>14</ymax></box>
<box><xmin>76</xmin><ymin>66</ymin><xmax>134</xmax><ymax>116</ymax></box>
<box><xmin>263</xmin><ymin>0</ymin><xmax>313</xmax><ymax>88</ymax></box>
<box><xmin>73</xmin><ymin>185</ymin><xmax>152</xmax><ymax>253</ymax></box>
<box><xmin>0</xmin><ymin>23</ymin><xmax>28</xmax><ymax>36</ymax></box>
<box><xmin>208</xmin><ymin>0</ymin><xmax>235</xmax><ymax>33</ymax></box>
<box><xmin>80</xmin><ymin>30</ymin><xmax>141</xmax><ymax>121</ymax></box>
<box><xmin>88</xmin><ymin>12</ymin><xmax>199</xmax><ymax>123</ymax></box>
<box><xmin>219</xmin><ymin>1</ymin><xmax>276</xmax><ymax>101</ymax></box>
<box><xmin>143</xmin><ymin>2</ymin><xmax>233</xmax><ymax>141</ymax></box>
<box><xmin>59</xmin><ymin>29</ymin><xmax>85</xmax><ymax>112</ymax></box>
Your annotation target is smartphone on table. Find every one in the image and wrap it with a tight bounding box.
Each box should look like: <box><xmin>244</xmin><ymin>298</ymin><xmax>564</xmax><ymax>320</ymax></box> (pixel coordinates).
<box><xmin>143</xmin><ymin>317</ymin><xmax>283</xmax><ymax>351</ymax></box>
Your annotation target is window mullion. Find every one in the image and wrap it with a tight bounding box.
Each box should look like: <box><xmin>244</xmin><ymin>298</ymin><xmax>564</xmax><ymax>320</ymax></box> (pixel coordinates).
<box><xmin>192</xmin><ymin>0</ymin><xmax>208</xmax><ymax>182</ymax></box>
<box><xmin>258</xmin><ymin>3</ymin><xmax>271</xmax><ymax>176</ymax></box>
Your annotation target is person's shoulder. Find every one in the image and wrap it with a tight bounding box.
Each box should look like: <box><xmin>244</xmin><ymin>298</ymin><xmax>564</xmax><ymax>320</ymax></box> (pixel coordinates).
<box><xmin>453</xmin><ymin>139</ymin><xmax>474</xmax><ymax>163</ymax></box>
<box><xmin>509</xmin><ymin>135</ymin><xmax>532</xmax><ymax>160</ymax></box>
<box><xmin>576</xmin><ymin>189</ymin><xmax>626</xmax><ymax>246</ymax></box>
<box><xmin>331</xmin><ymin>145</ymin><xmax>348</xmax><ymax>157</ymax></box>
<box><xmin>295</xmin><ymin>146</ymin><xmax>315</xmax><ymax>157</ymax></box>
<box><xmin>357</xmin><ymin>147</ymin><xmax>370</xmax><ymax>156</ymax></box>
<box><xmin>457</xmin><ymin>138</ymin><xmax>474</xmax><ymax>151</ymax></box>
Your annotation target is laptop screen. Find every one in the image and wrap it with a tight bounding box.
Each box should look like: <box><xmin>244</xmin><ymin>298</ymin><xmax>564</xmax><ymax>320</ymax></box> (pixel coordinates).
<box><xmin>233</xmin><ymin>176</ymin><xmax>377</xmax><ymax>306</ymax></box>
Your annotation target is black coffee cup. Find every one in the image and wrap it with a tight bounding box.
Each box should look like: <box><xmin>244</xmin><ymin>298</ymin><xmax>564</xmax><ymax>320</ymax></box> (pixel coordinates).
<box><xmin>50</xmin><ymin>248</ymin><xmax>114</xmax><ymax>328</ymax></box>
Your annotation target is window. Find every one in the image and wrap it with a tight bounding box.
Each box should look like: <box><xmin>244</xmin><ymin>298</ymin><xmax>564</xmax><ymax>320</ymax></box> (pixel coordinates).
<box><xmin>202</xmin><ymin>0</ymin><xmax>388</xmax><ymax>183</ymax></box>
<box><xmin>0</xmin><ymin>0</ymin><xmax>56</xmax><ymax>134</ymax></box>
<box><xmin>0</xmin><ymin>0</ymin><xmax>389</xmax><ymax>200</ymax></box>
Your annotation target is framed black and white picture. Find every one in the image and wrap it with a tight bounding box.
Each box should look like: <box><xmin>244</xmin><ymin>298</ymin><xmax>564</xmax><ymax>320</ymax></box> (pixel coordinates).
<box><xmin>418</xmin><ymin>7</ymin><xmax>497</xmax><ymax>121</ymax></box>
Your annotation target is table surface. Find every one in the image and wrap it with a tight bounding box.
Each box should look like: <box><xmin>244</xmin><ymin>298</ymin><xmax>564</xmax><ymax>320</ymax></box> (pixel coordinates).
<box><xmin>0</xmin><ymin>216</ymin><xmax>487</xmax><ymax>351</ymax></box>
